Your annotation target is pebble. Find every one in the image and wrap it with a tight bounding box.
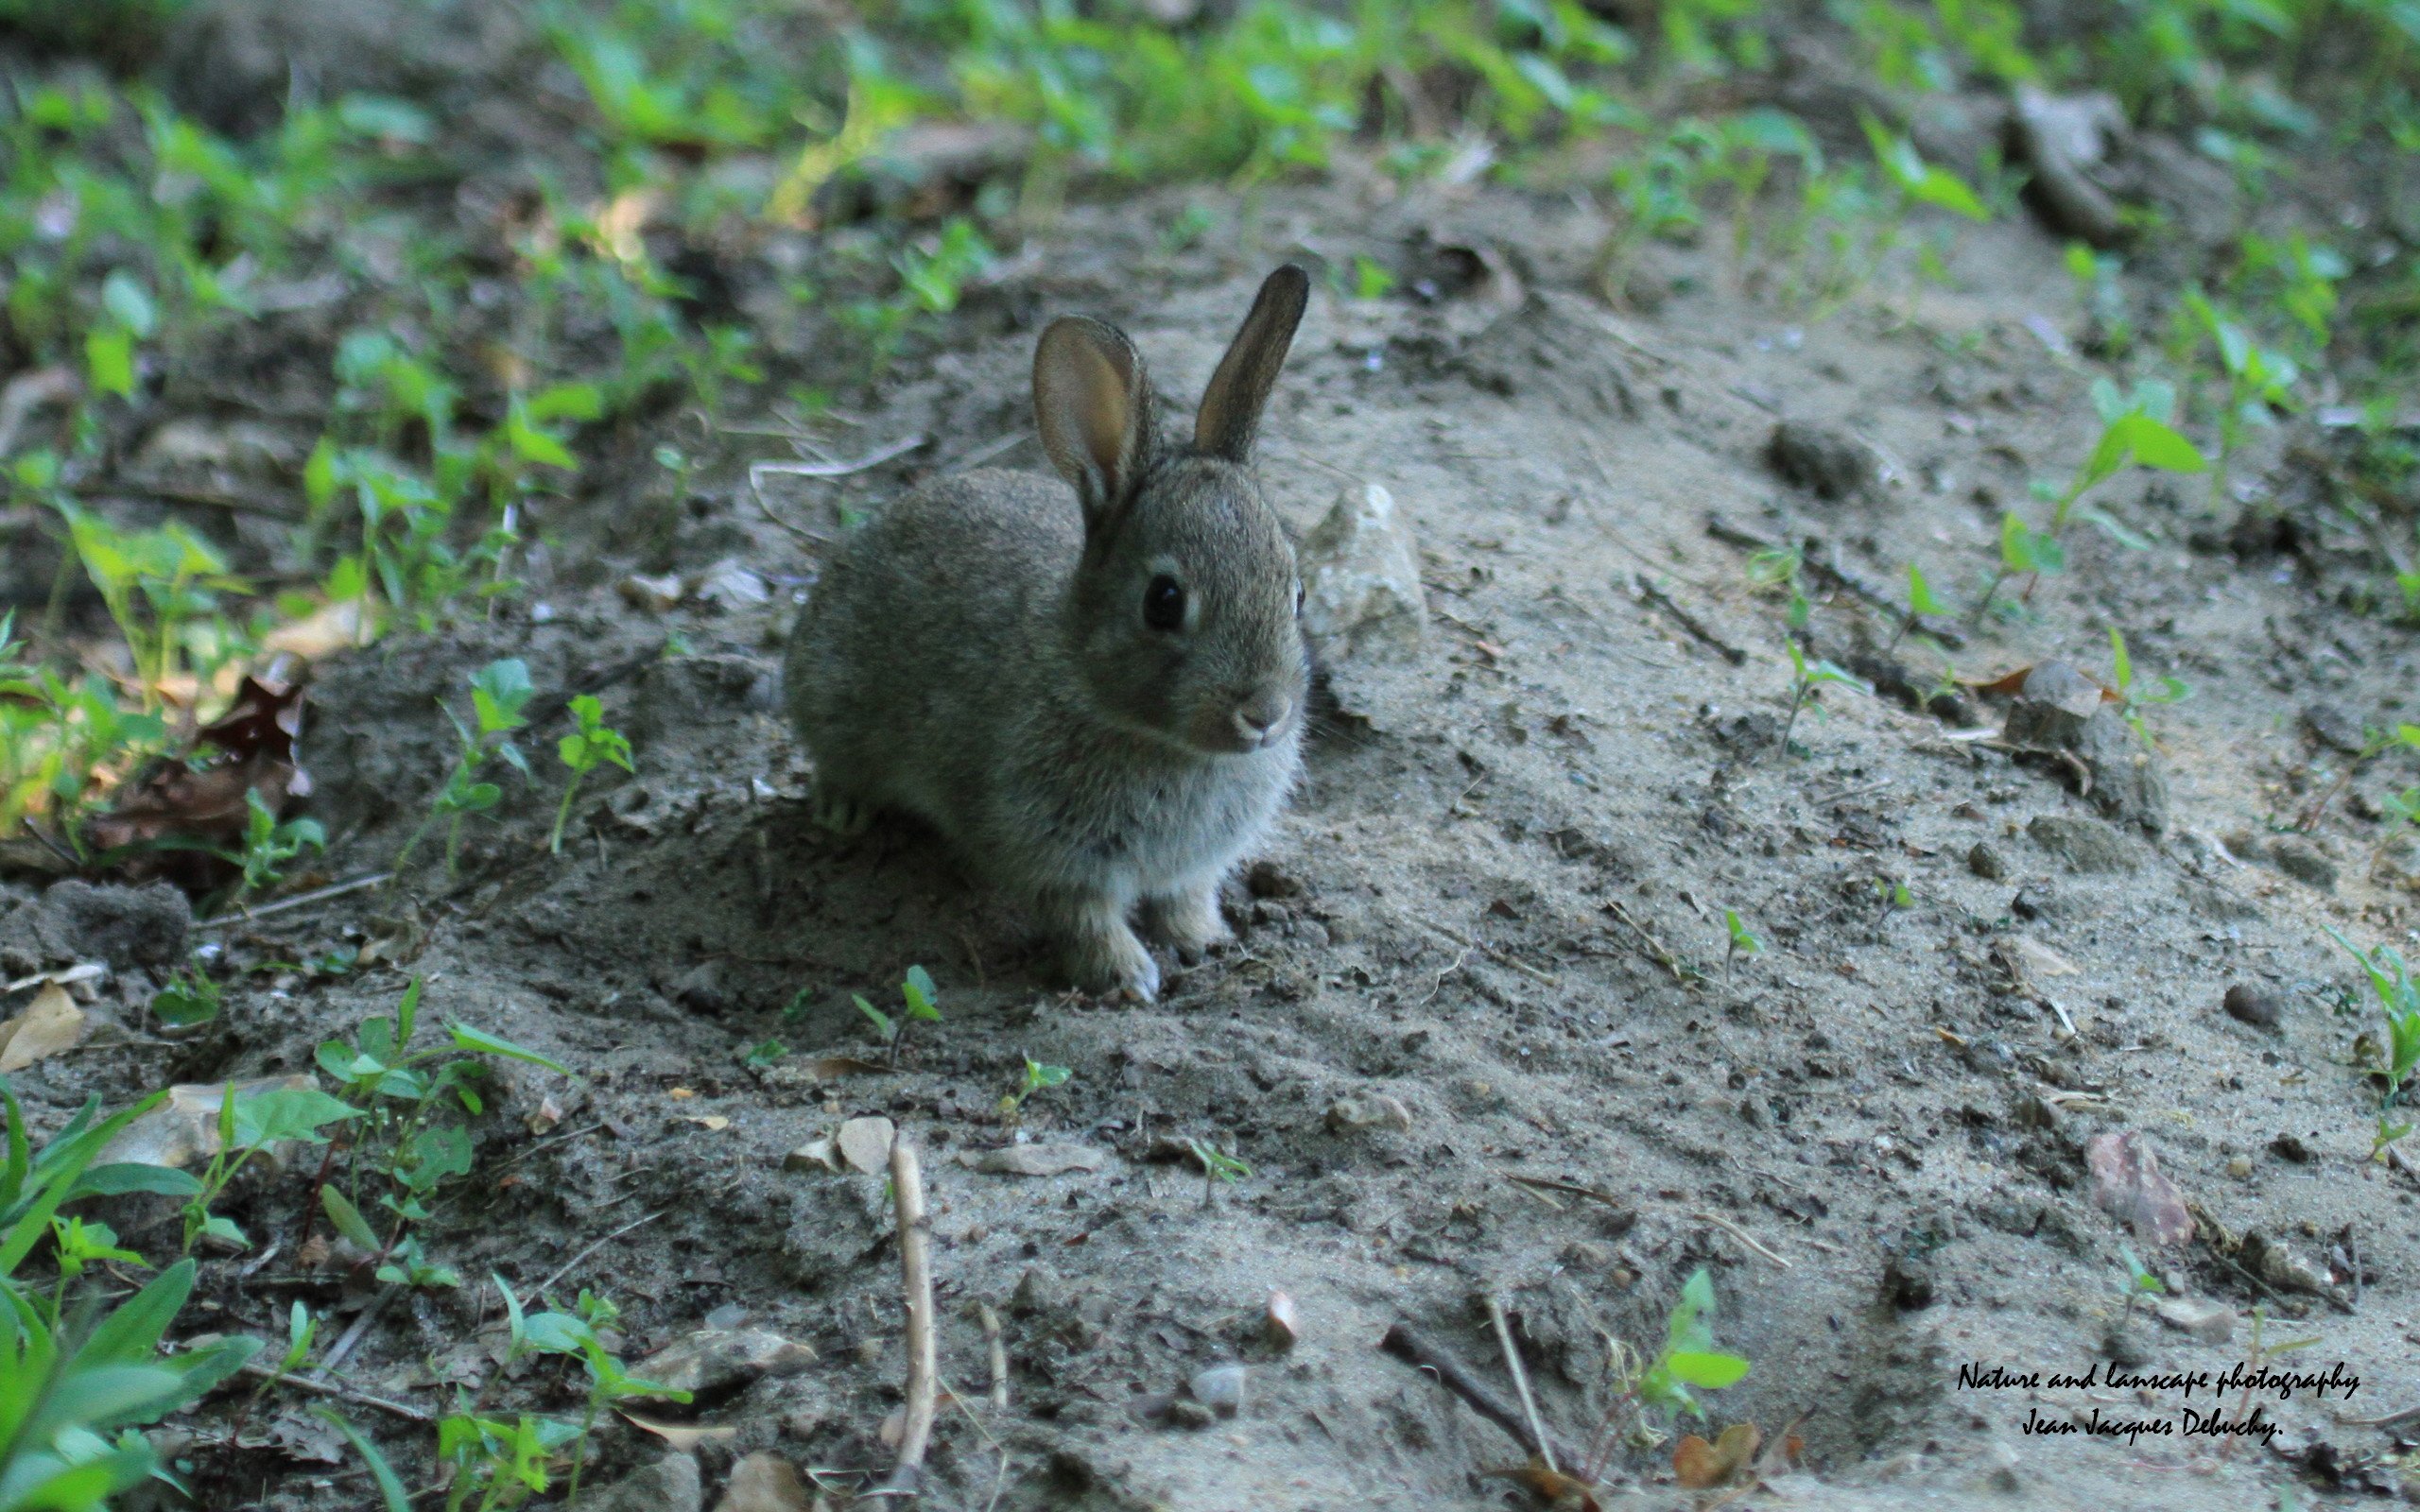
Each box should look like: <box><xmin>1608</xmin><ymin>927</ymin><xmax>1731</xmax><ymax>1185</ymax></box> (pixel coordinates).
<box><xmin>1189</xmin><ymin>1363</ymin><xmax>1248</xmax><ymax>1417</ymax></box>
<box><xmin>2028</xmin><ymin>815</ymin><xmax>2137</xmax><ymax>874</ymax></box>
<box><xmin>1967</xmin><ymin>842</ymin><xmax>2008</xmax><ymax>881</ymax></box>
<box><xmin>2221</xmin><ymin>983</ymin><xmax>2282</xmax><ymax>1031</ymax></box>
<box><xmin>1263</xmin><ymin>1292</ymin><xmax>1300</xmax><ymax>1351</ymax></box>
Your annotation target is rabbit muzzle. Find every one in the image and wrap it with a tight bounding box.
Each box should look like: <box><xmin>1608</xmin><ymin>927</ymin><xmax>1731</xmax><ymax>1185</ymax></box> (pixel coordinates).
<box><xmin>1219</xmin><ymin>688</ymin><xmax>1294</xmax><ymax>753</ymax></box>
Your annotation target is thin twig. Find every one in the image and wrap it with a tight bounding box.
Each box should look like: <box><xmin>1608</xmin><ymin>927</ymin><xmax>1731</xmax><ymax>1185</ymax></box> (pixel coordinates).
<box><xmin>1692</xmin><ymin>1211</ymin><xmax>1792</xmax><ymax>1268</ymax></box>
<box><xmin>1503</xmin><ymin>1174</ymin><xmax>1630</xmax><ymax>1211</ymax></box>
<box><xmin>531</xmin><ymin>1209</ymin><xmax>668</xmax><ymax>1299</ymax></box>
<box><xmin>1486</xmin><ymin>1296</ymin><xmax>1557</xmax><ymax>1476</ymax></box>
<box><xmin>194</xmin><ymin>873</ymin><xmax>393</xmax><ymax>931</ymax></box>
<box><xmin>867</xmin><ymin>1141</ymin><xmax>937</xmax><ymax>1501</ymax></box>
<box><xmin>239</xmin><ymin>1360</ymin><xmax>431</xmax><ymax>1422</ymax></box>
<box><xmin>2337</xmin><ymin>1403</ymin><xmax>2420</xmax><ymax>1429</ymax></box>
<box><xmin>1631</xmin><ymin>577</ymin><xmax>1748</xmax><ymax>665</ymax></box>
<box><xmin>1602</xmin><ymin>900</ymin><xmax>1689</xmax><ymax>984</ymax></box>
<box><xmin>978</xmin><ymin>1303</ymin><xmax>1008</xmax><ymax>1410</ymax></box>
<box><xmin>1811</xmin><ymin>778</ymin><xmax>1897</xmax><ymax>808</ymax></box>
<box><xmin>1415</xmin><ymin>919</ymin><xmax>1559</xmax><ymax>987</ymax></box>
<box><xmin>751</xmin><ymin>433</ymin><xmax>925</xmax><ymax>488</ymax></box>
<box><xmin>1379</xmin><ymin>1322</ymin><xmax>1586</xmax><ymax>1469</ymax></box>
<box><xmin>939</xmin><ymin>432</ymin><xmax>1028</xmax><ymax>474</ymax></box>
<box><xmin>310</xmin><ymin>1284</ymin><xmax>399</xmax><ymax>1382</ymax></box>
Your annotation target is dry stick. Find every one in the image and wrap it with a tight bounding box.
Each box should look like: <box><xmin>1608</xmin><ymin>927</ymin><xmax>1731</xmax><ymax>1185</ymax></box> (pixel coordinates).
<box><xmin>1380</xmin><ymin>1323</ymin><xmax>1586</xmax><ymax>1469</ymax></box>
<box><xmin>1703</xmin><ymin>513</ymin><xmax>1965</xmax><ymax>651</ymax></box>
<box><xmin>751</xmin><ymin>433</ymin><xmax>926</xmax><ymax>490</ymax></box>
<box><xmin>193</xmin><ymin>873</ymin><xmax>393</xmax><ymax>931</ymax></box>
<box><xmin>868</xmin><ymin>1141</ymin><xmax>937</xmax><ymax>1502</ymax></box>
<box><xmin>1485</xmin><ymin>1297</ymin><xmax>1558</xmax><ymax>1476</ymax></box>
<box><xmin>1416</xmin><ymin>919</ymin><xmax>1559</xmax><ymax>988</ymax></box>
<box><xmin>1632</xmin><ymin>578</ymin><xmax>1748</xmax><ymax>665</ymax></box>
<box><xmin>530</xmin><ymin>1209</ymin><xmax>668</xmax><ymax>1300</ymax></box>
<box><xmin>977</xmin><ymin>1303</ymin><xmax>1009</xmax><ymax>1410</ymax></box>
<box><xmin>1693</xmin><ymin>1211</ymin><xmax>1792</xmax><ymax>1269</ymax></box>
<box><xmin>239</xmin><ymin>1360</ymin><xmax>431</xmax><ymax>1423</ymax></box>
<box><xmin>309</xmin><ymin>1285</ymin><xmax>401</xmax><ymax>1384</ymax></box>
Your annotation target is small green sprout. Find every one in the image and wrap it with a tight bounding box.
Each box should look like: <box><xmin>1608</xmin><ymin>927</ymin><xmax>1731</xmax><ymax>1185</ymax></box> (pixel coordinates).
<box><xmin>1779</xmin><ymin>641</ymin><xmax>1870</xmax><ymax>756</ymax></box>
<box><xmin>224</xmin><ymin>787</ymin><xmax>326</xmax><ymax>908</ymax></box>
<box><xmin>400</xmin><ymin>658</ymin><xmax>535</xmax><ymax>875</ymax></box>
<box><xmin>2107</xmin><ymin>628</ymin><xmax>2188</xmax><ymax>742</ymax></box>
<box><xmin>2117</xmin><ymin>1243</ymin><xmax>2166</xmax><ymax>1327</ymax></box>
<box><xmin>2325</xmin><ymin>927</ymin><xmax>2420</xmax><ymax>1107</ymax></box>
<box><xmin>150</xmin><ymin>967</ymin><xmax>223</xmax><ymax>1027</ymax></box>
<box><xmin>549</xmin><ymin>693</ymin><xmax>633</xmax><ymax>854</ymax></box>
<box><xmin>855</xmin><ymin>965</ymin><xmax>942</xmax><ymax>1066</ymax></box>
<box><xmin>1000</xmin><ymin>1057</ymin><xmax>1072</xmax><ymax>1123</ymax></box>
<box><xmin>742</xmin><ymin>1038</ymin><xmax>787</xmax><ymax>1070</ymax></box>
<box><xmin>1185</xmin><ymin>1137</ymin><xmax>1251</xmax><ymax>1206</ymax></box>
<box><xmin>1723</xmin><ymin>909</ymin><xmax>1762</xmax><ymax>981</ymax></box>
<box><xmin>1889</xmin><ymin>561</ymin><xmax>1946</xmax><ymax>652</ymax></box>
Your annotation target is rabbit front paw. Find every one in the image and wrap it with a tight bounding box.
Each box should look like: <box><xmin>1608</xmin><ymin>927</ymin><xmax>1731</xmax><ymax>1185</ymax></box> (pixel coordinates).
<box><xmin>1141</xmin><ymin>886</ymin><xmax>1231</xmax><ymax>965</ymax></box>
<box><xmin>1047</xmin><ymin>894</ymin><xmax>1161</xmax><ymax>1001</ymax></box>
<box><xmin>809</xmin><ymin>782</ymin><xmax>874</xmax><ymax>837</ymax></box>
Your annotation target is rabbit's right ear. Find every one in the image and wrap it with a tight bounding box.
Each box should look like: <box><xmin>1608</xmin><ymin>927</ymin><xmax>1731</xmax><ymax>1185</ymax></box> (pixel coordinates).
<box><xmin>1035</xmin><ymin>316</ymin><xmax>1156</xmax><ymax>531</ymax></box>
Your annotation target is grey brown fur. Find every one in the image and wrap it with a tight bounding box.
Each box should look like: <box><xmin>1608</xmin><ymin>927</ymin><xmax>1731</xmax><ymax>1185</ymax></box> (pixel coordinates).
<box><xmin>784</xmin><ymin>266</ymin><xmax>1313</xmax><ymax>1000</ymax></box>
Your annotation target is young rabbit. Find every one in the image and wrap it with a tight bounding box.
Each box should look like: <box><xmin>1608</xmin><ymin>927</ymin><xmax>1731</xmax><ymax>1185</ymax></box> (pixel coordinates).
<box><xmin>785</xmin><ymin>266</ymin><xmax>1312</xmax><ymax>1001</ymax></box>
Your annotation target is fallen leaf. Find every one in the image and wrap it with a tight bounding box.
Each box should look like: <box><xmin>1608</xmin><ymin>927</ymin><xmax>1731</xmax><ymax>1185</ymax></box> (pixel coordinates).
<box><xmin>619</xmin><ymin>1413</ymin><xmax>738</xmax><ymax>1451</ymax></box>
<box><xmin>84</xmin><ymin>677</ymin><xmax>310</xmax><ymax>882</ymax></box>
<box><xmin>1264</xmin><ymin>1291</ymin><xmax>1300</xmax><ymax>1350</ymax></box>
<box><xmin>837</xmin><ymin>1116</ymin><xmax>894</xmax><ymax>1175</ymax></box>
<box><xmin>263</xmin><ymin>597</ymin><xmax>379</xmax><ymax>660</ymax></box>
<box><xmin>808</xmin><ymin>1056</ymin><xmax>889</xmax><ymax>1080</ymax></box>
<box><xmin>715</xmin><ymin>1451</ymin><xmax>812</xmax><ymax>1512</ymax></box>
<box><xmin>0</xmin><ymin>983</ymin><xmax>87</xmax><ymax>1072</ymax></box>
<box><xmin>2008</xmin><ymin>936</ymin><xmax>2079</xmax><ymax>978</ymax></box>
<box><xmin>959</xmin><ymin>1143</ymin><xmax>1105</xmax><ymax>1177</ymax></box>
<box><xmin>783</xmin><ymin>1137</ymin><xmax>838</xmax><ymax>1174</ymax></box>
<box><xmin>1490</xmin><ymin>1459</ymin><xmax>1600</xmax><ymax>1511</ymax></box>
<box><xmin>1673</xmin><ymin>1422</ymin><xmax>1762</xmax><ymax>1488</ymax></box>
<box><xmin>668</xmin><ymin>1087</ymin><xmax>697</xmax><ymax>1100</ymax></box>
<box><xmin>681</xmin><ymin>1115</ymin><xmax>732</xmax><ymax>1132</ymax></box>
<box><xmin>2085</xmin><ymin>1130</ymin><xmax>2194</xmax><ymax>1247</ymax></box>
<box><xmin>100</xmin><ymin>1076</ymin><xmax>315</xmax><ymax>1169</ymax></box>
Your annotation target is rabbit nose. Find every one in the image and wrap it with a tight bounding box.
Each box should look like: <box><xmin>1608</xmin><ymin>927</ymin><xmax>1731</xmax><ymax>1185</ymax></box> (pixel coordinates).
<box><xmin>1235</xmin><ymin>693</ymin><xmax>1291</xmax><ymax>745</ymax></box>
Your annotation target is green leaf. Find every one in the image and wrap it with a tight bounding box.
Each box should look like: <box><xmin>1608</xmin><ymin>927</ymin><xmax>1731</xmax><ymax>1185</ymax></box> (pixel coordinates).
<box><xmin>320</xmin><ymin>1184</ymin><xmax>381</xmax><ymax>1252</ymax></box>
<box><xmin>1664</xmin><ymin>1349</ymin><xmax>1752</xmax><ymax>1388</ymax></box>
<box><xmin>73</xmin><ymin>1163</ymin><xmax>202</xmax><ymax>1201</ymax></box>
<box><xmin>447</xmin><ymin>1022</ymin><xmax>570</xmax><ymax>1075</ymax></box>
<box><xmin>1913</xmin><ymin>165</ymin><xmax>1989</xmax><ymax>220</ymax></box>
<box><xmin>318</xmin><ymin>1407</ymin><xmax>413</xmax><ymax>1512</ymax></box>
<box><xmin>86</xmin><ymin>327</ymin><xmax>136</xmax><ymax>398</ymax></box>
<box><xmin>1906</xmin><ymin>562</ymin><xmax>1944</xmax><ymax>618</ymax></box>
<box><xmin>231</xmin><ymin>1086</ymin><xmax>358</xmax><ymax>1147</ymax></box>
<box><xmin>2109</xmin><ymin>628</ymin><xmax>2135</xmax><ymax>696</ymax></box>
<box><xmin>101</xmin><ymin>271</ymin><xmax>158</xmax><ymax>338</ymax></box>
<box><xmin>2120</xmin><ymin>416</ymin><xmax>2206</xmax><ymax>473</ymax></box>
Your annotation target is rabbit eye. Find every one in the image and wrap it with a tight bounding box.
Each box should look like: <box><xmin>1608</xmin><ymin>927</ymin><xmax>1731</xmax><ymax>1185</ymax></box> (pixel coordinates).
<box><xmin>1143</xmin><ymin>575</ymin><xmax>1186</xmax><ymax>631</ymax></box>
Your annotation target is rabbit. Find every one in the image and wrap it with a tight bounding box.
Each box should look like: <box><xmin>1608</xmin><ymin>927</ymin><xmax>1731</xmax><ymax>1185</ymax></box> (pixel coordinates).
<box><xmin>784</xmin><ymin>265</ymin><xmax>1313</xmax><ymax>1001</ymax></box>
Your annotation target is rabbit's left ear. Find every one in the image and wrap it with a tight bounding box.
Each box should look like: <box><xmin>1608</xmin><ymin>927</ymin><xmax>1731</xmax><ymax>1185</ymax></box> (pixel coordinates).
<box><xmin>1194</xmin><ymin>265</ymin><xmax>1308</xmax><ymax>463</ymax></box>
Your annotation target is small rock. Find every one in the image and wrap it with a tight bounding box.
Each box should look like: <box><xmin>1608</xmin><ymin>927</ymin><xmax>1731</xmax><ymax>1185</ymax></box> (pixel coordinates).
<box><xmin>671</xmin><ymin>961</ymin><xmax>728</xmax><ymax>1015</ymax></box>
<box><xmin>2269</xmin><ymin>1133</ymin><xmax>2313</xmax><ymax>1164</ymax></box>
<box><xmin>2028</xmin><ymin>815</ymin><xmax>2136</xmax><ymax>874</ymax></box>
<box><xmin>782</xmin><ymin>1137</ymin><xmax>838</xmax><ymax>1175</ymax></box>
<box><xmin>619</xmin><ymin>573</ymin><xmax>687</xmax><ymax>613</ymax></box>
<box><xmin>2221</xmin><ymin>983</ymin><xmax>2282</xmax><ymax>1031</ymax></box>
<box><xmin>2101</xmin><ymin>1325</ymin><xmax>2151</xmax><ymax>1368</ymax></box>
<box><xmin>587</xmin><ymin>1453</ymin><xmax>703</xmax><ymax>1512</ymax></box>
<box><xmin>1010</xmin><ymin>1264</ymin><xmax>1064</xmax><ymax>1317</ymax></box>
<box><xmin>1245</xmin><ymin>860</ymin><xmax>1304</xmax><ymax>899</ymax></box>
<box><xmin>1323</xmin><ymin>1096</ymin><xmax>1413</xmax><ymax>1134</ymax></box>
<box><xmin>634</xmin><ymin>1328</ymin><xmax>818</xmax><ymax>1397</ymax></box>
<box><xmin>691</xmin><ymin>559</ymin><xmax>770</xmax><ymax>611</ymax></box>
<box><xmin>2226</xmin><ymin>1155</ymin><xmax>2253</xmax><ymax>1179</ymax></box>
<box><xmin>1967</xmin><ymin>842</ymin><xmax>2008</xmax><ymax>881</ymax></box>
<box><xmin>960</xmin><ymin>1143</ymin><xmax>1104</xmax><ymax>1177</ymax></box>
<box><xmin>1298</xmin><ymin>481</ymin><xmax>1425</xmax><ymax>728</ymax></box>
<box><xmin>2267</xmin><ymin>838</ymin><xmax>2338</xmax><ymax>891</ymax></box>
<box><xmin>712</xmin><ymin>1452</ymin><xmax>811</xmax><ymax>1512</ymax></box>
<box><xmin>2301</xmin><ymin>703</ymin><xmax>2367</xmax><ymax>754</ymax></box>
<box><xmin>2010</xmin><ymin>884</ymin><xmax>2056</xmax><ymax>920</ymax></box>
<box><xmin>2002</xmin><ymin>665</ymin><xmax>2170</xmax><ymax>833</ymax></box>
<box><xmin>2006</xmin><ymin>86</ymin><xmax>2130</xmax><ymax>247</ymax></box>
<box><xmin>2152</xmin><ymin>1296</ymin><xmax>2236</xmax><ymax>1345</ymax></box>
<box><xmin>1299</xmin><ymin>482</ymin><xmax>1424</xmax><ymax>663</ymax></box>
<box><xmin>2239</xmin><ymin>1231</ymin><xmax>2331</xmax><ymax>1295</ymax></box>
<box><xmin>2372</xmin><ymin>833</ymin><xmax>2420</xmax><ymax>892</ymax></box>
<box><xmin>1983</xmin><ymin>1437</ymin><xmax>2024</xmax><ymax>1495</ymax></box>
<box><xmin>1163</xmin><ymin>1398</ymin><xmax>1216</xmax><ymax>1430</ymax></box>
<box><xmin>2083</xmin><ymin>1131</ymin><xmax>2193</xmax><ymax>1247</ymax></box>
<box><xmin>1263</xmin><ymin>1292</ymin><xmax>1300</xmax><ymax>1351</ymax></box>
<box><xmin>837</xmin><ymin>1117</ymin><xmax>895</xmax><ymax>1176</ymax></box>
<box><xmin>1766</xmin><ymin>420</ymin><xmax>1880</xmax><ymax>501</ymax></box>
<box><xmin>101</xmin><ymin>1077</ymin><xmax>316</xmax><ymax>1171</ymax></box>
<box><xmin>1879</xmin><ymin>1252</ymin><xmax>1936</xmax><ymax>1312</ymax></box>
<box><xmin>0</xmin><ymin>879</ymin><xmax>191</xmax><ymax>975</ymax></box>
<box><xmin>1187</xmin><ymin>1363</ymin><xmax>1247</xmax><ymax>1418</ymax></box>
